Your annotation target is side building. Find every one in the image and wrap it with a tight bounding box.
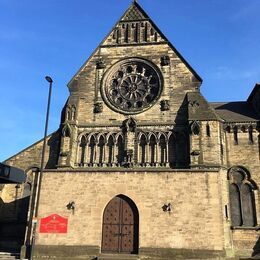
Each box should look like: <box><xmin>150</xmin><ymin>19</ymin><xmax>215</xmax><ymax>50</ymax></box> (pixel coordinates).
<box><xmin>1</xmin><ymin>2</ymin><xmax>260</xmax><ymax>259</ymax></box>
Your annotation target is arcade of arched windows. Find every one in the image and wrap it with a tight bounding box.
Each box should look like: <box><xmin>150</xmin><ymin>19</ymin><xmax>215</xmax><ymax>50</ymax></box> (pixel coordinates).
<box><xmin>76</xmin><ymin>131</ymin><xmax>189</xmax><ymax>168</ymax></box>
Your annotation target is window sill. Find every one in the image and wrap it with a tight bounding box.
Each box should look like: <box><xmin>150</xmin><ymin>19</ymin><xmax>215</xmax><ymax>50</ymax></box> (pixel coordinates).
<box><xmin>231</xmin><ymin>226</ymin><xmax>260</xmax><ymax>231</ymax></box>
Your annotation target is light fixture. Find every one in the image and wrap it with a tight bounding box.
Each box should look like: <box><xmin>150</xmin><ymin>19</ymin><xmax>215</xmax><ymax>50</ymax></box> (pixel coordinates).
<box><xmin>162</xmin><ymin>203</ymin><xmax>171</xmax><ymax>212</ymax></box>
<box><xmin>45</xmin><ymin>76</ymin><xmax>53</xmax><ymax>83</ymax></box>
<box><xmin>66</xmin><ymin>201</ymin><xmax>75</xmax><ymax>211</ymax></box>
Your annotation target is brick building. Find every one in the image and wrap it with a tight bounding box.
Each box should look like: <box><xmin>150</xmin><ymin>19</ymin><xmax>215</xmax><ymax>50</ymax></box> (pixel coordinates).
<box><xmin>1</xmin><ymin>2</ymin><xmax>260</xmax><ymax>259</ymax></box>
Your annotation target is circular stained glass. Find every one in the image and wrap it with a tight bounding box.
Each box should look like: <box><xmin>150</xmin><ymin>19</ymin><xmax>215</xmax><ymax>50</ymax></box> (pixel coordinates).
<box><xmin>101</xmin><ymin>58</ymin><xmax>163</xmax><ymax>114</ymax></box>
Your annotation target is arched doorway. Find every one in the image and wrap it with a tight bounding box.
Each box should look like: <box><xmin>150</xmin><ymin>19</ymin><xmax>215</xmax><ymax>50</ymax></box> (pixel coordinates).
<box><xmin>101</xmin><ymin>195</ymin><xmax>139</xmax><ymax>254</ymax></box>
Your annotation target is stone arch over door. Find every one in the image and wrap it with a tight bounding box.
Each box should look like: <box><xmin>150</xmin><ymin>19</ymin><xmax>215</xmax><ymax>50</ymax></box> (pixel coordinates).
<box><xmin>101</xmin><ymin>195</ymin><xmax>139</xmax><ymax>254</ymax></box>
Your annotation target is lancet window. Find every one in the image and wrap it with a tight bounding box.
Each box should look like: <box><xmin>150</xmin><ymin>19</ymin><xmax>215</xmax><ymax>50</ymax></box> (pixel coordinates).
<box><xmin>107</xmin><ymin>135</ymin><xmax>115</xmax><ymax>166</ymax></box>
<box><xmin>61</xmin><ymin>125</ymin><xmax>71</xmax><ymax>153</ymax></box>
<box><xmin>66</xmin><ymin>105</ymin><xmax>76</xmax><ymax>121</ymax></box>
<box><xmin>77</xmin><ymin>133</ymin><xmax>125</xmax><ymax>167</ymax></box>
<box><xmin>159</xmin><ymin>134</ymin><xmax>167</xmax><ymax>165</ymax></box>
<box><xmin>78</xmin><ymin>136</ymin><xmax>87</xmax><ymax>166</ymax></box>
<box><xmin>88</xmin><ymin>135</ymin><xmax>96</xmax><ymax>166</ymax></box>
<box><xmin>116</xmin><ymin>134</ymin><xmax>125</xmax><ymax>165</ymax></box>
<box><xmin>228</xmin><ymin>167</ymin><xmax>257</xmax><ymax>227</ymax></box>
<box><xmin>139</xmin><ymin>134</ymin><xmax>147</xmax><ymax>166</ymax></box>
<box><xmin>97</xmin><ymin>135</ymin><xmax>105</xmax><ymax>166</ymax></box>
<box><xmin>149</xmin><ymin>134</ymin><xmax>157</xmax><ymax>166</ymax></box>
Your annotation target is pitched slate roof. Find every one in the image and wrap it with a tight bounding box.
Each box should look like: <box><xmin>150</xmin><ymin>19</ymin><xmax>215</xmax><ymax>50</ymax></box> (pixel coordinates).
<box><xmin>210</xmin><ymin>102</ymin><xmax>259</xmax><ymax>122</ymax></box>
<box><xmin>187</xmin><ymin>92</ymin><xmax>220</xmax><ymax>121</ymax></box>
<box><xmin>247</xmin><ymin>83</ymin><xmax>260</xmax><ymax>103</ymax></box>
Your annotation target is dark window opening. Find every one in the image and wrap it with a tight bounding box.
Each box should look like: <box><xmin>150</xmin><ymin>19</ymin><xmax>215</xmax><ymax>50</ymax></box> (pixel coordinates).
<box><xmin>249</xmin><ymin>126</ymin><xmax>254</xmax><ymax>144</ymax></box>
<box><xmin>233</xmin><ymin>126</ymin><xmax>238</xmax><ymax>145</ymax></box>
<box><xmin>206</xmin><ymin>124</ymin><xmax>211</xmax><ymax>137</ymax></box>
<box><xmin>228</xmin><ymin>167</ymin><xmax>257</xmax><ymax>227</ymax></box>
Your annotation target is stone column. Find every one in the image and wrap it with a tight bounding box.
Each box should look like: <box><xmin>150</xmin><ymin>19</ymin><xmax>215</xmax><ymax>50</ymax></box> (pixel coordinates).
<box><xmin>166</xmin><ymin>141</ymin><xmax>169</xmax><ymax>167</ymax></box>
<box><xmin>146</xmin><ymin>144</ymin><xmax>150</xmax><ymax>166</ymax></box>
<box><xmin>102</xmin><ymin>142</ymin><xmax>107</xmax><ymax>167</ymax></box>
<box><xmin>93</xmin><ymin>142</ymin><xmax>97</xmax><ymax>167</ymax></box>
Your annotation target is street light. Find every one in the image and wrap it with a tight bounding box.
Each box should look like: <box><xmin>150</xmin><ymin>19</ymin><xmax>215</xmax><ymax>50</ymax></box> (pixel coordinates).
<box><xmin>30</xmin><ymin>76</ymin><xmax>53</xmax><ymax>260</ymax></box>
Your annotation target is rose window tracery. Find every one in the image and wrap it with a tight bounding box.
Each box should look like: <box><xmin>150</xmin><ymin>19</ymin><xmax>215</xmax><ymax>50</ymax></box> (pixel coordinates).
<box><xmin>102</xmin><ymin>58</ymin><xmax>162</xmax><ymax>114</ymax></box>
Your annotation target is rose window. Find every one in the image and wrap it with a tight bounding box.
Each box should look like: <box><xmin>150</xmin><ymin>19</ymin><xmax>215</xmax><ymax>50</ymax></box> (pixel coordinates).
<box><xmin>101</xmin><ymin>58</ymin><xmax>163</xmax><ymax>114</ymax></box>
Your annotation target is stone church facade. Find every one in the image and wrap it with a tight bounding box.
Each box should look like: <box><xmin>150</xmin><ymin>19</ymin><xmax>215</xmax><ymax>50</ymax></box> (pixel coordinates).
<box><xmin>1</xmin><ymin>2</ymin><xmax>260</xmax><ymax>259</ymax></box>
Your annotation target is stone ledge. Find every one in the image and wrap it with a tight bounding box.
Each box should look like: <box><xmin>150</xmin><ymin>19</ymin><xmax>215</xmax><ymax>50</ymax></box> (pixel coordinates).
<box><xmin>139</xmin><ymin>247</ymin><xmax>226</xmax><ymax>259</ymax></box>
<box><xmin>31</xmin><ymin>245</ymin><xmax>229</xmax><ymax>259</ymax></box>
<box><xmin>33</xmin><ymin>245</ymin><xmax>99</xmax><ymax>259</ymax></box>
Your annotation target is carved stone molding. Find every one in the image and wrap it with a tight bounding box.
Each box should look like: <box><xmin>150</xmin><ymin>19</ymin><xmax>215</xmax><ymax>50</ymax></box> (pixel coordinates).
<box><xmin>96</xmin><ymin>59</ymin><xmax>106</xmax><ymax>69</ymax></box>
<box><xmin>161</xmin><ymin>56</ymin><xmax>170</xmax><ymax>66</ymax></box>
<box><xmin>93</xmin><ymin>102</ymin><xmax>103</xmax><ymax>113</ymax></box>
<box><xmin>160</xmin><ymin>100</ymin><xmax>170</xmax><ymax>111</ymax></box>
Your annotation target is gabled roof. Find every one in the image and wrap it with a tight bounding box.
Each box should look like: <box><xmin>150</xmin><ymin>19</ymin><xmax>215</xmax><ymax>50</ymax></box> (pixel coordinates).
<box><xmin>187</xmin><ymin>92</ymin><xmax>220</xmax><ymax>121</ymax></box>
<box><xmin>68</xmin><ymin>1</ymin><xmax>202</xmax><ymax>87</ymax></box>
<box><xmin>247</xmin><ymin>83</ymin><xmax>260</xmax><ymax>103</ymax></box>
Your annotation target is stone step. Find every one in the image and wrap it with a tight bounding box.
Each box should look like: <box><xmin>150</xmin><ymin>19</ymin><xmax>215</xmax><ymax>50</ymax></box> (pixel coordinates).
<box><xmin>98</xmin><ymin>254</ymin><xmax>139</xmax><ymax>260</ymax></box>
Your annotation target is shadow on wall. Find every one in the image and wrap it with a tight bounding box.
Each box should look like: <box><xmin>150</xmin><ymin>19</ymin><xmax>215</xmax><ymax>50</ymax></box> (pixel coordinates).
<box><xmin>252</xmin><ymin>234</ymin><xmax>260</xmax><ymax>257</ymax></box>
<box><xmin>0</xmin><ymin>196</ymin><xmax>30</xmax><ymax>252</ymax></box>
<box><xmin>45</xmin><ymin>130</ymin><xmax>61</xmax><ymax>169</ymax></box>
<box><xmin>171</xmin><ymin>95</ymin><xmax>190</xmax><ymax>168</ymax></box>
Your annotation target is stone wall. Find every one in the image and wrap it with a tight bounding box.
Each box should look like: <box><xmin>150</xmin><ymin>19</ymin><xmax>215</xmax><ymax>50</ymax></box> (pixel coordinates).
<box><xmin>34</xmin><ymin>169</ymin><xmax>228</xmax><ymax>258</ymax></box>
<box><xmin>4</xmin><ymin>131</ymin><xmax>60</xmax><ymax>171</ymax></box>
<box><xmin>69</xmin><ymin>43</ymin><xmax>199</xmax><ymax>127</ymax></box>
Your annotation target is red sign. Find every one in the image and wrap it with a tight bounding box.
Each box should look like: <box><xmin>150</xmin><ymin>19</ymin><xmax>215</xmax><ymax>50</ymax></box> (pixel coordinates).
<box><xmin>39</xmin><ymin>214</ymin><xmax>68</xmax><ymax>233</ymax></box>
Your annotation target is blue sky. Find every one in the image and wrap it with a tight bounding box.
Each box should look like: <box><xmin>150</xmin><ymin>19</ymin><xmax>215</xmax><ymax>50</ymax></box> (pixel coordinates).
<box><xmin>0</xmin><ymin>0</ymin><xmax>260</xmax><ymax>162</ymax></box>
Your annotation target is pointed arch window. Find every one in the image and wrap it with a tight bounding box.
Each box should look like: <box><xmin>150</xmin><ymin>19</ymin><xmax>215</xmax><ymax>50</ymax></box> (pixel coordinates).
<box><xmin>139</xmin><ymin>134</ymin><xmax>147</xmax><ymax>165</ymax></box>
<box><xmin>71</xmin><ymin>105</ymin><xmax>76</xmax><ymax>121</ymax></box>
<box><xmin>66</xmin><ymin>106</ymin><xmax>71</xmax><ymax>121</ymax></box>
<box><xmin>61</xmin><ymin>125</ymin><xmax>71</xmax><ymax>152</ymax></box>
<box><xmin>159</xmin><ymin>135</ymin><xmax>167</xmax><ymax>165</ymax></box>
<box><xmin>149</xmin><ymin>134</ymin><xmax>157</xmax><ymax>165</ymax></box>
<box><xmin>228</xmin><ymin>167</ymin><xmax>257</xmax><ymax>227</ymax></box>
<box><xmin>229</xmin><ymin>183</ymin><xmax>242</xmax><ymax>226</ymax></box>
<box><xmin>98</xmin><ymin>136</ymin><xmax>105</xmax><ymax>166</ymax></box>
<box><xmin>117</xmin><ymin>135</ymin><xmax>125</xmax><ymax>165</ymax></box>
<box><xmin>107</xmin><ymin>135</ymin><xmax>115</xmax><ymax>166</ymax></box>
<box><xmin>78</xmin><ymin>136</ymin><xmax>87</xmax><ymax>166</ymax></box>
<box><xmin>88</xmin><ymin>136</ymin><xmax>96</xmax><ymax>165</ymax></box>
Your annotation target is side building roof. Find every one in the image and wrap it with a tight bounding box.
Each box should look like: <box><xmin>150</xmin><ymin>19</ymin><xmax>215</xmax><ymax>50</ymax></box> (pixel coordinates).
<box><xmin>210</xmin><ymin>102</ymin><xmax>260</xmax><ymax>123</ymax></box>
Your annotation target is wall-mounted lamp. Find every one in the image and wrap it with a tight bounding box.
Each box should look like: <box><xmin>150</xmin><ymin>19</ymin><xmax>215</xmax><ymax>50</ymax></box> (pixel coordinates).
<box><xmin>66</xmin><ymin>201</ymin><xmax>75</xmax><ymax>213</ymax></box>
<box><xmin>162</xmin><ymin>203</ymin><xmax>171</xmax><ymax>212</ymax></box>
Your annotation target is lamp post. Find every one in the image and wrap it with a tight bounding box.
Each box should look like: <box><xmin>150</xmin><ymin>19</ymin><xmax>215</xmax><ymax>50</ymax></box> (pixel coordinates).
<box><xmin>30</xmin><ymin>76</ymin><xmax>53</xmax><ymax>260</ymax></box>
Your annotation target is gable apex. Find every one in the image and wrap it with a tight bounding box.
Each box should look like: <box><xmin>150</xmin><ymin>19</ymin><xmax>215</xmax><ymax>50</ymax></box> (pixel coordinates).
<box><xmin>121</xmin><ymin>1</ymin><xmax>149</xmax><ymax>21</ymax></box>
<box><xmin>68</xmin><ymin>2</ymin><xmax>202</xmax><ymax>88</ymax></box>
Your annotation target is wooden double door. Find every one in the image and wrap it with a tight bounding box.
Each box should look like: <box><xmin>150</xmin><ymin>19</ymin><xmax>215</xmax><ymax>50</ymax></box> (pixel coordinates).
<box><xmin>101</xmin><ymin>195</ymin><xmax>139</xmax><ymax>254</ymax></box>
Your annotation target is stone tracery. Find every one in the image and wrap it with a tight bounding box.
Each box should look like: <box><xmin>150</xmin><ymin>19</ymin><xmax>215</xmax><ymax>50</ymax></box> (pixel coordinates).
<box><xmin>76</xmin><ymin>130</ymin><xmax>187</xmax><ymax>168</ymax></box>
<box><xmin>102</xmin><ymin>59</ymin><xmax>162</xmax><ymax>114</ymax></box>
